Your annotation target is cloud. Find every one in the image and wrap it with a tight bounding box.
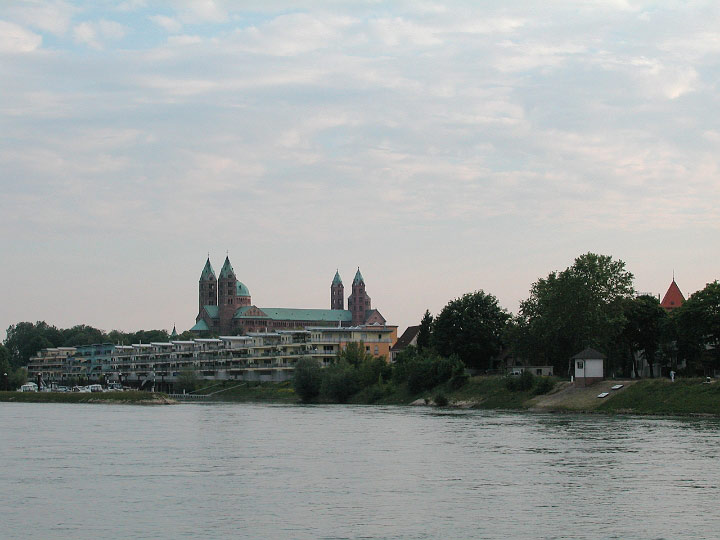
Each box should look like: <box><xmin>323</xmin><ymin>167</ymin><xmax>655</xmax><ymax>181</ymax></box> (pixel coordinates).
<box><xmin>369</xmin><ymin>18</ymin><xmax>442</xmax><ymax>47</ymax></box>
<box><xmin>149</xmin><ymin>14</ymin><xmax>183</xmax><ymax>33</ymax></box>
<box><xmin>73</xmin><ymin>19</ymin><xmax>127</xmax><ymax>49</ymax></box>
<box><xmin>3</xmin><ymin>2</ymin><xmax>720</xmax><ymax>335</ymax></box>
<box><xmin>178</xmin><ymin>0</ymin><xmax>228</xmax><ymax>24</ymax></box>
<box><xmin>232</xmin><ymin>13</ymin><xmax>355</xmax><ymax>56</ymax></box>
<box><xmin>4</xmin><ymin>1</ymin><xmax>76</xmax><ymax>36</ymax></box>
<box><xmin>0</xmin><ymin>20</ymin><xmax>42</xmax><ymax>52</ymax></box>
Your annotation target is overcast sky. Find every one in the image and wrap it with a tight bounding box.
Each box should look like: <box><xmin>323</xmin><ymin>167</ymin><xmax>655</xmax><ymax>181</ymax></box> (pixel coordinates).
<box><xmin>1</xmin><ymin>0</ymin><xmax>719</xmax><ymax>337</ymax></box>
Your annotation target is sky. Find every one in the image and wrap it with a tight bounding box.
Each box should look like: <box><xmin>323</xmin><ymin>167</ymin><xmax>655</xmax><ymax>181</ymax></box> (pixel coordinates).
<box><xmin>1</xmin><ymin>0</ymin><xmax>719</xmax><ymax>338</ymax></box>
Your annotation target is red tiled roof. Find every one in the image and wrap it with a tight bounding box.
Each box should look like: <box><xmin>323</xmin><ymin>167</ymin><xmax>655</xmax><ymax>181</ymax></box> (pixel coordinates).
<box><xmin>660</xmin><ymin>280</ymin><xmax>685</xmax><ymax>311</ymax></box>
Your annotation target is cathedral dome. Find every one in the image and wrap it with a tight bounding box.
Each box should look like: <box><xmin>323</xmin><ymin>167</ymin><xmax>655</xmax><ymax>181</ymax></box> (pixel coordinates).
<box><xmin>236</xmin><ymin>281</ymin><xmax>251</xmax><ymax>297</ymax></box>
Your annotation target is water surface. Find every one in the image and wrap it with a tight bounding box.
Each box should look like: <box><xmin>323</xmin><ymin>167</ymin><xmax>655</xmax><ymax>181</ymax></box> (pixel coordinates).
<box><xmin>1</xmin><ymin>403</ymin><xmax>718</xmax><ymax>539</ymax></box>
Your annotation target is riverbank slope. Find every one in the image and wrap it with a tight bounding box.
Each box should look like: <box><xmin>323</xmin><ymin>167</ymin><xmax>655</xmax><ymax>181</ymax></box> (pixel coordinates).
<box><xmin>172</xmin><ymin>376</ymin><xmax>720</xmax><ymax>416</ymax></box>
<box><xmin>4</xmin><ymin>378</ymin><xmax>717</xmax><ymax>415</ymax></box>
<box><xmin>0</xmin><ymin>391</ymin><xmax>175</xmax><ymax>405</ymax></box>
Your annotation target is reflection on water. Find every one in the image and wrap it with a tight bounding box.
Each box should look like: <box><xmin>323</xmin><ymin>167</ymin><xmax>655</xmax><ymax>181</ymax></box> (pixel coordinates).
<box><xmin>1</xmin><ymin>403</ymin><xmax>719</xmax><ymax>539</ymax></box>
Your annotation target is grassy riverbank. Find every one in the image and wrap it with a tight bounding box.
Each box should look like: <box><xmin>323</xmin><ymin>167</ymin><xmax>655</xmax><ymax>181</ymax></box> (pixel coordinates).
<box><xmin>596</xmin><ymin>379</ymin><xmax>720</xmax><ymax>415</ymax></box>
<box><xmin>210</xmin><ymin>376</ymin><xmax>720</xmax><ymax>416</ymax></box>
<box><xmin>189</xmin><ymin>381</ymin><xmax>299</xmax><ymax>403</ymax></box>
<box><xmin>4</xmin><ymin>378</ymin><xmax>718</xmax><ymax>415</ymax></box>
<box><xmin>0</xmin><ymin>391</ymin><xmax>175</xmax><ymax>404</ymax></box>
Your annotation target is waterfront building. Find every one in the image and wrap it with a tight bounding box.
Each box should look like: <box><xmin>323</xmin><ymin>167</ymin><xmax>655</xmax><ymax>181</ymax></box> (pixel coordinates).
<box><xmin>27</xmin><ymin>257</ymin><xmax>398</xmax><ymax>390</ymax></box>
<box><xmin>572</xmin><ymin>347</ymin><xmax>605</xmax><ymax>387</ymax></box>
<box><xmin>25</xmin><ymin>347</ymin><xmax>75</xmax><ymax>383</ymax></box>
<box><xmin>26</xmin><ymin>325</ymin><xmax>397</xmax><ymax>390</ymax></box>
<box><xmin>389</xmin><ymin>325</ymin><xmax>420</xmax><ymax>362</ymax></box>
<box><xmin>191</xmin><ymin>257</ymin><xmax>387</xmax><ymax>335</ymax></box>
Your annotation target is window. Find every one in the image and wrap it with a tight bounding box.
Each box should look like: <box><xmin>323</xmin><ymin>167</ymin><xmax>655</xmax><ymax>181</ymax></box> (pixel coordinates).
<box><xmin>577</xmin><ymin>361</ymin><xmax>583</xmax><ymax>369</ymax></box>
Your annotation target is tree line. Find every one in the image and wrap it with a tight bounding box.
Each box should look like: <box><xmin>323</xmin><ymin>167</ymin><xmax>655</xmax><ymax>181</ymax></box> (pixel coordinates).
<box><xmin>418</xmin><ymin>253</ymin><xmax>720</xmax><ymax>378</ymax></box>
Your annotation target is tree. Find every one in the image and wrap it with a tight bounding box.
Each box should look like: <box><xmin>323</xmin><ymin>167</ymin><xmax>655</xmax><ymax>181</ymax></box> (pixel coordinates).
<box><xmin>0</xmin><ymin>344</ymin><xmax>11</xmax><ymax>390</ymax></box>
<box><xmin>4</xmin><ymin>322</ymin><xmax>57</xmax><ymax>369</ymax></box>
<box><xmin>675</xmin><ymin>281</ymin><xmax>720</xmax><ymax>375</ymax></box>
<box><xmin>176</xmin><ymin>368</ymin><xmax>199</xmax><ymax>393</ymax></box>
<box><xmin>320</xmin><ymin>362</ymin><xmax>360</xmax><ymax>403</ymax></box>
<box><xmin>622</xmin><ymin>295</ymin><xmax>669</xmax><ymax>378</ymax></box>
<box><xmin>61</xmin><ymin>324</ymin><xmax>105</xmax><ymax>346</ymax></box>
<box><xmin>516</xmin><ymin>253</ymin><xmax>634</xmax><ymax>375</ymax></box>
<box><xmin>293</xmin><ymin>358</ymin><xmax>323</xmax><ymax>402</ymax></box>
<box><xmin>432</xmin><ymin>291</ymin><xmax>510</xmax><ymax>369</ymax></box>
<box><xmin>417</xmin><ymin>310</ymin><xmax>433</xmax><ymax>351</ymax></box>
<box><xmin>338</xmin><ymin>341</ymin><xmax>373</xmax><ymax>367</ymax></box>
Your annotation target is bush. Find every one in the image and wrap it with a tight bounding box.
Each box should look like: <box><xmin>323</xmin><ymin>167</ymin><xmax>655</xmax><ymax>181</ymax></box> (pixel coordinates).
<box><xmin>434</xmin><ymin>392</ymin><xmax>449</xmax><ymax>406</ymax></box>
<box><xmin>448</xmin><ymin>356</ymin><xmax>469</xmax><ymax>389</ymax></box>
<box><xmin>400</xmin><ymin>352</ymin><xmax>465</xmax><ymax>394</ymax></box>
<box><xmin>533</xmin><ymin>376</ymin><xmax>556</xmax><ymax>395</ymax></box>
<box><xmin>506</xmin><ymin>370</ymin><xmax>535</xmax><ymax>391</ymax></box>
<box><xmin>293</xmin><ymin>358</ymin><xmax>323</xmax><ymax>402</ymax></box>
<box><xmin>176</xmin><ymin>368</ymin><xmax>199</xmax><ymax>393</ymax></box>
<box><xmin>353</xmin><ymin>383</ymin><xmax>386</xmax><ymax>404</ymax></box>
<box><xmin>320</xmin><ymin>362</ymin><xmax>360</xmax><ymax>403</ymax></box>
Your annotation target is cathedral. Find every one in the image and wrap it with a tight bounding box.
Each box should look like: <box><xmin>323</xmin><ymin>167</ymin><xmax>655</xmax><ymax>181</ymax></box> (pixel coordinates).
<box><xmin>191</xmin><ymin>256</ymin><xmax>387</xmax><ymax>335</ymax></box>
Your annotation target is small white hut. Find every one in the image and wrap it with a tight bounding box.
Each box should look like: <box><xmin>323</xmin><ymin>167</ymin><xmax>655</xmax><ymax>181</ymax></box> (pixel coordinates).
<box><xmin>572</xmin><ymin>347</ymin><xmax>605</xmax><ymax>387</ymax></box>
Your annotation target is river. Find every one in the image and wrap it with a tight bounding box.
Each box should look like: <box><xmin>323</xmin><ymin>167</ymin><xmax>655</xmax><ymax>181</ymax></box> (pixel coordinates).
<box><xmin>1</xmin><ymin>403</ymin><xmax>719</xmax><ymax>539</ymax></box>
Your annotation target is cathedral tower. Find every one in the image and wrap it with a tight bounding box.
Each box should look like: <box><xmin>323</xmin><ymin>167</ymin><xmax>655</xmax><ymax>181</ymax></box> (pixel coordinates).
<box><xmin>218</xmin><ymin>256</ymin><xmax>238</xmax><ymax>333</ymax></box>
<box><xmin>198</xmin><ymin>257</ymin><xmax>217</xmax><ymax>313</ymax></box>
<box><xmin>331</xmin><ymin>270</ymin><xmax>344</xmax><ymax>310</ymax></box>
<box><xmin>347</xmin><ymin>268</ymin><xmax>371</xmax><ymax>325</ymax></box>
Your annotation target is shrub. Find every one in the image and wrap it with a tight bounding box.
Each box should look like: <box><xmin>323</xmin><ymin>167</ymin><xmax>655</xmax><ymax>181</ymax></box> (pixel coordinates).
<box><xmin>448</xmin><ymin>357</ymin><xmax>469</xmax><ymax>389</ymax></box>
<box><xmin>400</xmin><ymin>352</ymin><xmax>466</xmax><ymax>394</ymax></box>
<box><xmin>176</xmin><ymin>368</ymin><xmax>199</xmax><ymax>393</ymax></box>
<box><xmin>533</xmin><ymin>377</ymin><xmax>556</xmax><ymax>395</ymax></box>
<box><xmin>506</xmin><ymin>370</ymin><xmax>535</xmax><ymax>391</ymax></box>
<box><xmin>354</xmin><ymin>384</ymin><xmax>385</xmax><ymax>404</ymax></box>
<box><xmin>434</xmin><ymin>393</ymin><xmax>449</xmax><ymax>406</ymax></box>
<box><xmin>320</xmin><ymin>362</ymin><xmax>360</xmax><ymax>403</ymax></box>
<box><xmin>293</xmin><ymin>358</ymin><xmax>323</xmax><ymax>402</ymax></box>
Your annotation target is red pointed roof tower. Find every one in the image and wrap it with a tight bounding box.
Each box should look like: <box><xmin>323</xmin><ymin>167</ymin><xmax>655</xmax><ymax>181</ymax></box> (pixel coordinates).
<box><xmin>660</xmin><ymin>279</ymin><xmax>685</xmax><ymax>312</ymax></box>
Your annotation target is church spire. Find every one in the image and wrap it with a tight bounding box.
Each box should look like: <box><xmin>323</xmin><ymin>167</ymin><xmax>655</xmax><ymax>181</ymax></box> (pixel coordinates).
<box><xmin>200</xmin><ymin>257</ymin><xmax>216</xmax><ymax>281</ymax></box>
<box><xmin>353</xmin><ymin>267</ymin><xmax>364</xmax><ymax>285</ymax></box>
<box><xmin>219</xmin><ymin>255</ymin><xmax>236</xmax><ymax>279</ymax></box>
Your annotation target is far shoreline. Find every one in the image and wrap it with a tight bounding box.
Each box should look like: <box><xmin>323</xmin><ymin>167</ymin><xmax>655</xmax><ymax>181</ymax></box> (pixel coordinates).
<box><xmin>4</xmin><ymin>377</ymin><xmax>717</xmax><ymax>417</ymax></box>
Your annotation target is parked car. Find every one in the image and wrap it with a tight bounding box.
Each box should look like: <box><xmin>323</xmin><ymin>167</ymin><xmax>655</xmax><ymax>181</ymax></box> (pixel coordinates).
<box><xmin>19</xmin><ymin>383</ymin><xmax>38</xmax><ymax>392</ymax></box>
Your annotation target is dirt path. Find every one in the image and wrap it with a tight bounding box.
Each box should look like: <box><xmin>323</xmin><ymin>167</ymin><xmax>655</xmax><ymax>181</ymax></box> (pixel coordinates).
<box><xmin>529</xmin><ymin>380</ymin><xmax>638</xmax><ymax>411</ymax></box>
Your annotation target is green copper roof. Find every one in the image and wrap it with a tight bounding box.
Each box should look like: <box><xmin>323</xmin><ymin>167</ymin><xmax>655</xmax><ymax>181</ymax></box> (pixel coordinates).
<box><xmin>170</xmin><ymin>325</ymin><xmax>178</xmax><ymax>338</ymax></box>
<box><xmin>353</xmin><ymin>268</ymin><xmax>364</xmax><ymax>284</ymax></box>
<box><xmin>200</xmin><ymin>258</ymin><xmax>216</xmax><ymax>281</ymax></box>
<box><xmin>332</xmin><ymin>270</ymin><xmax>343</xmax><ymax>286</ymax></box>
<box><xmin>236</xmin><ymin>281</ymin><xmax>251</xmax><ymax>297</ymax></box>
<box><xmin>190</xmin><ymin>319</ymin><xmax>210</xmax><ymax>331</ymax></box>
<box><xmin>203</xmin><ymin>305</ymin><xmax>219</xmax><ymax>318</ymax></box>
<box><xmin>234</xmin><ymin>307</ymin><xmax>351</xmax><ymax>322</ymax></box>
<box><xmin>219</xmin><ymin>256</ymin><xmax>235</xmax><ymax>279</ymax></box>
